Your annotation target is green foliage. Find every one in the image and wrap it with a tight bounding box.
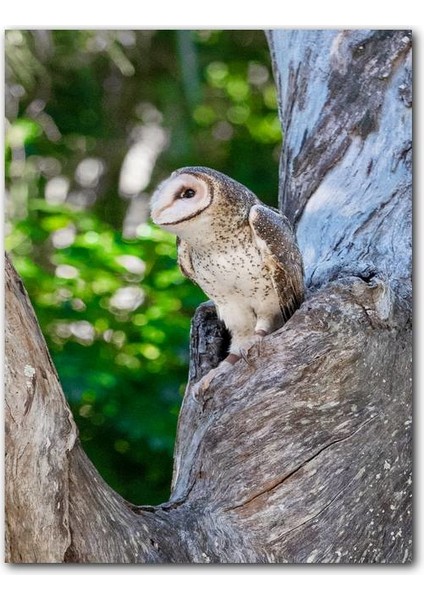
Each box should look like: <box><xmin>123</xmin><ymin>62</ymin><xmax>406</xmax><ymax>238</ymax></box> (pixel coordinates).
<box><xmin>5</xmin><ymin>29</ymin><xmax>281</xmax><ymax>504</ymax></box>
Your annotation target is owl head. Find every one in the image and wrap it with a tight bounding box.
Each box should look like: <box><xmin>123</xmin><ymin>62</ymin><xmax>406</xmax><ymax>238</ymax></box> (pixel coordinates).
<box><xmin>150</xmin><ymin>167</ymin><xmax>213</xmax><ymax>234</ymax></box>
<box><xmin>150</xmin><ymin>166</ymin><xmax>257</xmax><ymax>236</ymax></box>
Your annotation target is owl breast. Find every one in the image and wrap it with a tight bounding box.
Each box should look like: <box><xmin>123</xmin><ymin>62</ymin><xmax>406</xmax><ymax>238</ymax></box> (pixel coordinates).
<box><xmin>190</xmin><ymin>232</ymin><xmax>282</xmax><ymax>340</ymax></box>
<box><xmin>192</xmin><ymin>244</ymin><xmax>265</xmax><ymax>298</ymax></box>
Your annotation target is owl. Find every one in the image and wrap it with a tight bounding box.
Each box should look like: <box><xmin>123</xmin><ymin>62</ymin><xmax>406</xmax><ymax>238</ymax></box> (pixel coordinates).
<box><xmin>150</xmin><ymin>166</ymin><xmax>304</xmax><ymax>390</ymax></box>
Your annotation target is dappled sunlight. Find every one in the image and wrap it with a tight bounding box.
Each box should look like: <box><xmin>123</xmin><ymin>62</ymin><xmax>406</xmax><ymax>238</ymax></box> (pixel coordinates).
<box><xmin>55</xmin><ymin>264</ymin><xmax>79</xmax><ymax>279</ymax></box>
<box><xmin>115</xmin><ymin>254</ymin><xmax>146</xmax><ymax>277</ymax></box>
<box><xmin>51</xmin><ymin>224</ymin><xmax>76</xmax><ymax>248</ymax></box>
<box><xmin>119</xmin><ymin>124</ymin><xmax>168</xmax><ymax>198</ymax></box>
<box><xmin>69</xmin><ymin>320</ymin><xmax>95</xmax><ymax>344</ymax></box>
<box><xmin>45</xmin><ymin>176</ymin><xmax>70</xmax><ymax>204</ymax></box>
<box><xmin>75</xmin><ymin>157</ymin><xmax>105</xmax><ymax>188</ymax></box>
<box><xmin>109</xmin><ymin>286</ymin><xmax>145</xmax><ymax>312</ymax></box>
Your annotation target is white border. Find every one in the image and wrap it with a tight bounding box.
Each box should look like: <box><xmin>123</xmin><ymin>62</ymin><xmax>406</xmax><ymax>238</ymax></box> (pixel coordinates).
<box><xmin>0</xmin><ymin>1</ymin><xmax>418</xmax><ymax>29</ymax></box>
<box><xmin>2</xmin><ymin>2</ymin><xmax>421</xmax><ymax>597</ymax></box>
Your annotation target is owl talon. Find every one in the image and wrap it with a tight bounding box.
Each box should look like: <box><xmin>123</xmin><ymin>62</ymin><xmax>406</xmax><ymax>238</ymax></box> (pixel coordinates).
<box><xmin>191</xmin><ymin>379</ymin><xmax>209</xmax><ymax>402</ymax></box>
<box><xmin>237</xmin><ymin>330</ymin><xmax>267</xmax><ymax>363</ymax></box>
<box><xmin>192</xmin><ymin>359</ymin><xmax>235</xmax><ymax>399</ymax></box>
<box><xmin>239</xmin><ymin>349</ymin><xmax>251</xmax><ymax>365</ymax></box>
<box><xmin>255</xmin><ymin>329</ymin><xmax>268</xmax><ymax>338</ymax></box>
<box><xmin>253</xmin><ymin>339</ymin><xmax>263</xmax><ymax>358</ymax></box>
<box><xmin>254</xmin><ymin>329</ymin><xmax>267</xmax><ymax>357</ymax></box>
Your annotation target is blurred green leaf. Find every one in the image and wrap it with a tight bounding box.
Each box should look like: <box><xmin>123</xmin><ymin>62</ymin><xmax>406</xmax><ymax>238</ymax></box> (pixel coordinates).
<box><xmin>6</xmin><ymin>119</ymin><xmax>42</xmax><ymax>147</ymax></box>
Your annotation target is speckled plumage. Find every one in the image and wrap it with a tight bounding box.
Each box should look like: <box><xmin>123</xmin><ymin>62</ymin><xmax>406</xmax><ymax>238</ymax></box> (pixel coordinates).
<box><xmin>151</xmin><ymin>166</ymin><xmax>304</xmax><ymax>362</ymax></box>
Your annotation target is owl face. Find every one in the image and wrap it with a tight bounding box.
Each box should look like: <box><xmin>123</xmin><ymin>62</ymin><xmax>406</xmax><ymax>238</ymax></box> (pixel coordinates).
<box><xmin>150</xmin><ymin>169</ymin><xmax>213</xmax><ymax>234</ymax></box>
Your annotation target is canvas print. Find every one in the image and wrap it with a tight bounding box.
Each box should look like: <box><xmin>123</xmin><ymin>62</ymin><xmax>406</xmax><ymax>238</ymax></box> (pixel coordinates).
<box><xmin>5</xmin><ymin>29</ymin><xmax>412</xmax><ymax>563</ymax></box>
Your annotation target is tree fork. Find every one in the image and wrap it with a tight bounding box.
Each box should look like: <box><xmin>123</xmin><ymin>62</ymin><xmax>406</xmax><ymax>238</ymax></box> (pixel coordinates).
<box><xmin>5</xmin><ymin>29</ymin><xmax>412</xmax><ymax>563</ymax></box>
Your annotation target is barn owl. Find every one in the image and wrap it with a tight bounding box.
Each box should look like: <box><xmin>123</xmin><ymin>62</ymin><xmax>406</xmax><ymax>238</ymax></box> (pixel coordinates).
<box><xmin>150</xmin><ymin>166</ymin><xmax>304</xmax><ymax>391</ymax></box>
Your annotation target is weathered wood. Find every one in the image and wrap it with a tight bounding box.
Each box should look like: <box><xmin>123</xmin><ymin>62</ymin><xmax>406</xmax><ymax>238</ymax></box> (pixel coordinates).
<box><xmin>269</xmin><ymin>29</ymin><xmax>412</xmax><ymax>296</ymax></box>
<box><xmin>5</xmin><ymin>256</ymin><xmax>77</xmax><ymax>563</ymax></box>
<box><xmin>172</xmin><ymin>276</ymin><xmax>411</xmax><ymax>562</ymax></box>
<box><xmin>5</xmin><ymin>255</ymin><xmax>195</xmax><ymax>563</ymax></box>
<box><xmin>5</xmin><ymin>29</ymin><xmax>412</xmax><ymax>563</ymax></box>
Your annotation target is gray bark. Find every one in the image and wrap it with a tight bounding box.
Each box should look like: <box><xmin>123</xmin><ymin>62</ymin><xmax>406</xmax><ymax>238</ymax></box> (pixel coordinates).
<box><xmin>5</xmin><ymin>29</ymin><xmax>412</xmax><ymax>563</ymax></box>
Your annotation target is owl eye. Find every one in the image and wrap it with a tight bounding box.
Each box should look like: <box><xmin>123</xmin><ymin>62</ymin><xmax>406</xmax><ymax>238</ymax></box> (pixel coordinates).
<box><xmin>180</xmin><ymin>188</ymin><xmax>196</xmax><ymax>199</ymax></box>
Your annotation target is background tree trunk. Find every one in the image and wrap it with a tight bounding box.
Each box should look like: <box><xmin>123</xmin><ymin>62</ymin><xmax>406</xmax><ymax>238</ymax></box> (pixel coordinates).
<box><xmin>5</xmin><ymin>29</ymin><xmax>412</xmax><ymax>563</ymax></box>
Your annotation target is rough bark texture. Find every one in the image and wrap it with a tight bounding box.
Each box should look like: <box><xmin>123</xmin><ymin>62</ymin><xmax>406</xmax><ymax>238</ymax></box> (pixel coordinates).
<box><xmin>5</xmin><ymin>29</ymin><xmax>412</xmax><ymax>563</ymax></box>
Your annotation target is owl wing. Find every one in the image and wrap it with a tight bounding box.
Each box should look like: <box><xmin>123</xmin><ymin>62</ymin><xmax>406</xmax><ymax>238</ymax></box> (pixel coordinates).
<box><xmin>249</xmin><ymin>204</ymin><xmax>304</xmax><ymax>322</ymax></box>
<box><xmin>176</xmin><ymin>237</ymin><xmax>197</xmax><ymax>283</ymax></box>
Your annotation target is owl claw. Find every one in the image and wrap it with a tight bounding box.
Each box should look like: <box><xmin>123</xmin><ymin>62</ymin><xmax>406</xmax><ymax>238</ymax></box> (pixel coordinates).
<box><xmin>192</xmin><ymin>359</ymin><xmax>235</xmax><ymax>399</ymax></box>
<box><xmin>239</xmin><ymin>348</ymin><xmax>251</xmax><ymax>365</ymax></box>
<box><xmin>254</xmin><ymin>329</ymin><xmax>268</xmax><ymax>357</ymax></box>
<box><xmin>191</xmin><ymin>375</ymin><xmax>208</xmax><ymax>400</ymax></box>
<box><xmin>254</xmin><ymin>339</ymin><xmax>263</xmax><ymax>358</ymax></box>
<box><xmin>237</xmin><ymin>330</ymin><xmax>267</xmax><ymax>363</ymax></box>
<box><xmin>255</xmin><ymin>329</ymin><xmax>268</xmax><ymax>338</ymax></box>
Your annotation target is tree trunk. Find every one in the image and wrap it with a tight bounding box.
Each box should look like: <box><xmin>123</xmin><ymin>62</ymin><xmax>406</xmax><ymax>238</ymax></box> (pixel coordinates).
<box><xmin>5</xmin><ymin>29</ymin><xmax>412</xmax><ymax>563</ymax></box>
